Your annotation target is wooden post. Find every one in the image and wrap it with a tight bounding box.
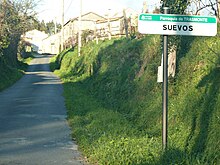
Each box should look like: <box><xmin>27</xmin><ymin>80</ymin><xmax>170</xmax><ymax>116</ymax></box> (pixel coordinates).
<box><xmin>108</xmin><ymin>9</ymin><xmax>111</xmax><ymax>40</ymax></box>
<box><xmin>123</xmin><ymin>9</ymin><xmax>128</xmax><ymax>38</ymax></box>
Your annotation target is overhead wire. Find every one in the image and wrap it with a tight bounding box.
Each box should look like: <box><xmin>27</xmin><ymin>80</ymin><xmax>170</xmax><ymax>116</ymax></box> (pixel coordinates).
<box><xmin>65</xmin><ymin>0</ymin><xmax>75</xmax><ymax>14</ymax></box>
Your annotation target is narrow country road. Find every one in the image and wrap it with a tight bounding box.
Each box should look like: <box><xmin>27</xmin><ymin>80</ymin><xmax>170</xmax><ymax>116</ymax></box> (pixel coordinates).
<box><xmin>0</xmin><ymin>55</ymin><xmax>83</xmax><ymax>165</ymax></box>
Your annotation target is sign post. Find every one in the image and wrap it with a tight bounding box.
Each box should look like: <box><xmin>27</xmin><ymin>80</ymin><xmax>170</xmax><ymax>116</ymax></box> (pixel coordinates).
<box><xmin>138</xmin><ymin>10</ymin><xmax>217</xmax><ymax>150</ymax></box>
<box><xmin>162</xmin><ymin>7</ymin><xmax>169</xmax><ymax>150</ymax></box>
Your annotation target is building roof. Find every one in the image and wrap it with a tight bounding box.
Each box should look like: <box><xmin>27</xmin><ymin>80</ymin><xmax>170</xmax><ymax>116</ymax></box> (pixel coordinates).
<box><xmin>63</xmin><ymin>8</ymin><xmax>138</xmax><ymax>26</ymax></box>
<box><xmin>113</xmin><ymin>8</ymin><xmax>139</xmax><ymax>18</ymax></box>
<box><xmin>96</xmin><ymin>16</ymin><xmax>123</xmax><ymax>24</ymax></box>
<box><xmin>64</xmin><ymin>12</ymin><xmax>106</xmax><ymax>26</ymax></box>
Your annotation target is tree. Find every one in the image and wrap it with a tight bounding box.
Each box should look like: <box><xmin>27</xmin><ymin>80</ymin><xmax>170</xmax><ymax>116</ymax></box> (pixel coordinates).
<box><xmin>153</xmin><ymin>7</ymin><xmax>160</xmax><ymax>14</ymax></box>
<box><xmin>36</xmin><ymin>20</ymin><xmax>61</xmax><ymax>35</ymax></box>
<box><xmin>160</xmin><ymin>0</ymin><xmax>189</xmax><ymax>14</ymax></box>
<box><xmin>160</xmin><ymin>0</ymin><xmax>189</xmax><ymax>51</ymax></box>
<box><xmin>45</xmin><ymin>21</ymin><xmax>61</xmax><ymax>35</ymax></box>
<box><xmin>0</xmin><ymin>0</ymin><xmax>38</xmax><ymax>66</ymax></box>
<box><xmin>218</xmin><ymin>0</ymin><xmax>220</xmax><ymax>21</ymax></box>
<box><xmin>38</xmin><ymin>20</ymin><xmax>47</xmax><ymax>32</ymax></box>
<box><xmin>46</xmin><ymin>21</ymin><xmax>55</xmax><ymax>34</ymax></box>
<box><xmin>187</xmin><ymin>0</ymin><xmax>220</xmax><ymax>22</ymax></box>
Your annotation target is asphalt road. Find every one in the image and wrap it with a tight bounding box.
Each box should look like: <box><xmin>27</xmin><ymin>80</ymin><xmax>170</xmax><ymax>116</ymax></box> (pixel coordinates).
<box><xmin>0</xmin><ymin>55</ymin><xmax>83</xmax><ymax>165</ymax></box>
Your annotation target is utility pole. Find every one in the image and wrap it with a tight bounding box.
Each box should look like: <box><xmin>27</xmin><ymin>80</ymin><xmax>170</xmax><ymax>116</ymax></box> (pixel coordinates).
<box><xmin>107</xmin><ymin>9</ymin><xmax>111</xmax><ymax>40</ymax></box>
<box><xmin>94</xmin><ymin>21</ymin><xmax>99</xmax><ymax>44</ymax></box>
<box><xmin>78</xmin><ymin>0</ymin><xmax>82</xmax><ymax>56</ymax></box>
<box><xmin>54</xmin><ymin>17</ymin><xmax>57</xmax><ymax>34</ymax></box>
<box><xmin>123</xmin><ymin>9</ymin><xmax>128</xmax><ymax>38</ymax></box>
<box><xmin>61</xmin><ymin>0</ymin><xmax>64</xmax><ymax>51</ymax></box>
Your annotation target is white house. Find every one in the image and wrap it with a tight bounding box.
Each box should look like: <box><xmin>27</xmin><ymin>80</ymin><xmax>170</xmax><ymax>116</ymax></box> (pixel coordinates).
<box><xmin>42</xmin><ymin>32</ymin><xmax>61</xmax><ymax>55</ymax></box>
<box><xmin>63</xmin><ymin>12</ymin><xmax>106</xmax><ymax>47</ymax></box>
<box><xmin>36</xmin><ymin>9</ymin><xmax>139</xmax><ymax>55</ymax></box>
<box><xmin>95</xmin><ymin>8</ymin><xmax>139</xmax><ymax>38</ymax></box>
<box><xmin>22</xmin><ymin>29</ymin><xmax>48</xmax><ymax>53</ymax></box>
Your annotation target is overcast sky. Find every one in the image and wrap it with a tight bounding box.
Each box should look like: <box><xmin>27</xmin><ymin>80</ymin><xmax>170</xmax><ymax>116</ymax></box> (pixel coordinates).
<box><xmin>36</xmin><ymin>0</ymin><xmax>161</xmax><ymax>23</ymax></box>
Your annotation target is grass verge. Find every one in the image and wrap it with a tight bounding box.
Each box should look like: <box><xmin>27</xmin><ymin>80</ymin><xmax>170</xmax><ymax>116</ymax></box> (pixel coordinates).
<box><xmin>51</xmin><ymin>28</ymin><xmax>220</xmax><ymax>164</ymax></box>
<box><xmin>0</xmin><ymin>56</ymin><xmax>32</xmax><ymax>91</ymax></box>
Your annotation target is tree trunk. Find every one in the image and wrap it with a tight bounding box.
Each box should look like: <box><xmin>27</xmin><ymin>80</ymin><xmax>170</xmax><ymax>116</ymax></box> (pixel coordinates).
<box><xmin>3</xmin><ymin>36</ymin><xmax>20</xmax><ymax>67</ymax></box>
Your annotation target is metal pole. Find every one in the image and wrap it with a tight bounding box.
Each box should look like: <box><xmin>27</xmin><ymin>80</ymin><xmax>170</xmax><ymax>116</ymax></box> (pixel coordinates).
<box><xmin>78</xmin><ymin>0</ymin><xmax>82</xmax><ymax>56</ymax></box>
<box><xmin>162</xmin><ymin>7</ymin><xmax>169</xmax><ymax>150</ymax></box>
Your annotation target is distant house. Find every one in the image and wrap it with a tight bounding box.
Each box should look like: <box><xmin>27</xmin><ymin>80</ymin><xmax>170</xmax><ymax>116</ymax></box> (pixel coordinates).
<box><xmin>95</xmin><ymin>8</ymin><xmax>139</xmax><ymax>38</ymax></box>
<box><xmin>96</xmin><ymin>17</ymin><xmax>122</xmax><ymax>37</ymax></box>
<box><xmin>42</xmin><ymin>32</ymin><xmax>61</xmax><ymax>55</ymax></box>
<box><xmin>21</xmin><ymin>29</ymin><xmax>48</xmax><ymax>53</ymax></box>
<box><xmin>63</xmin><ymin>12</ymin><xmax>105</xmax><ymax>48</ymax></box>
<box><xmin>40</xmin><ymin>12</ymin><xmax>105</xmax><ymax>54</ymax></box>
<box><xmin>40</xmin><ymin>9</ymin><xmax>139</xmax><ymax>55</ymax></box>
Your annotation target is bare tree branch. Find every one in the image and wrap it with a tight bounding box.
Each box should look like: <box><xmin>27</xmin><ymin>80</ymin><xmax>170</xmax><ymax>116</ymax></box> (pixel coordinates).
<box><xmin>195</xmin><ymin>2</ymin><xmax>218</xmax><ymax>15</ymax></box>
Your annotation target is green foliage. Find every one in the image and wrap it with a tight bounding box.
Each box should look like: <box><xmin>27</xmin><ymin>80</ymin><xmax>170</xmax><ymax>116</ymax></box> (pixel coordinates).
<box><xmin>50</xmin><ymin>48</ymin><xmax>73</xmax><ymax>71</ymax></box>
<box><xmin>0</xmin><ymin>0</ymin><xmax>39</xmax><ymax>92</ymax></box>
<box><xmin>52</xmin><ymin>25</ymin><xmax>220</xmax><ymax>164</ymax></box>
<box><xmin>0</xmin><ymin>57</ymin><xmax>30</xmax><ymax>91</ymax></box>
<box><xmin>52</xmin><ymin>37</ymin><xmax>163</xmax><ymax>164</ymax></box>
<box><xmin>161</xmin><ymin>0</ymin><xmax>189</xmax><ymax>14</ymax></box>
<box><xmin>160</xmin><ymin>0</ymin><xmax>190</xmax><ymax>51</ymax></box>
<box><xmin>0</xmin><ymin>65</ymin><xmax>22</xmax><ymax>91</ymax></box>
<box><xmin>0</xmin><ymin>0</ymin><xmax>38</xmax><ymax>67</ymax></box>
<box><xmin>167</xmin><ymin>25</ymin><xmax>220</xmax><ymax>164</ymax></box>
<box><xmin>81</xmin><ymin>29</ymin><xmax>94</xmax><ymax>45</ymax></box>
<box><xmin>38</xmin><ymin>20</ymin><xmax>61</xmax><ymax>34</ymax></box>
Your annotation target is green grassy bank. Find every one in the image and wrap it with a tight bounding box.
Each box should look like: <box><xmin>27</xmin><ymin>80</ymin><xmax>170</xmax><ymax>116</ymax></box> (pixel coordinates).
<box><xmin>0</xmin><ymin>57</ymin><xmax>32</xmax><ymax>91</ymax></box>
<box><xmin>51</xmin><ymin>26</ymin><xmax>220</xmax><ymax>164</ymax></box>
